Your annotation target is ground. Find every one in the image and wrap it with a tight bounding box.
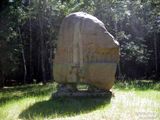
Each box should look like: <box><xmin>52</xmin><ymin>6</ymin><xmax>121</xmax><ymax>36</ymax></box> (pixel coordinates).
<box><xmin>0</xmin><ymin>80</ymin><xmax>160</xmax><ymax>120</ymax></box>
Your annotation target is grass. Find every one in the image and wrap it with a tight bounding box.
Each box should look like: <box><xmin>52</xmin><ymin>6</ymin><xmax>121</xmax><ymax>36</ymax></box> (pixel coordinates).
<box><xmin>0</xmin><ymin>80</ymin><xmax>160</xmax><ymax>120</ymax></box>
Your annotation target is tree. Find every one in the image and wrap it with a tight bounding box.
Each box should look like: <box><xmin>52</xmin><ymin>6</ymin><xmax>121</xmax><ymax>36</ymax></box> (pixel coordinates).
<box><xmin>0</xmin><ymin>0</ymin><xmax>160</xmax><ymax>87</ymax></box>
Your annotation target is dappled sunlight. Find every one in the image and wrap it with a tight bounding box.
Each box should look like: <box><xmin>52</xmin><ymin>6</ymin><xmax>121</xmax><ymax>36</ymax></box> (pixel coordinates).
<box><xmin>0</xmin><ymin>84</ymin><xmax>56</xmax><ymax>106</ymax></box>
<box><xmin>0</xmin><ymin>83</ymin><xmax>159</xmax><ymax>120</ymax></box>
<box><xmin>52</xmin><ymin>91</ymin><xmax>160</xmax><ymax>120</ymax></box>
<box><xmin>0</xmin><ymin>97</ymin><xmax>44</xmax><ymax>120</ymax></box>
<box><xmin>0</xmin><ymin>0</ymin><xmax>160</xmax><ymax>120</ymax></box>
<box><xmin>106</xmin><ymin>91</ymin><xmax>160</xmax><ymax>120</ymax></box>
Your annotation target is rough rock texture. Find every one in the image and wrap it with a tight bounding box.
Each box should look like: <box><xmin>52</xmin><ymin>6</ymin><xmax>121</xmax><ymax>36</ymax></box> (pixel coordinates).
<box><xmin>54</xmin><ymin>12</ymin><xmax>119</xmax><ymax>90</ymax></box>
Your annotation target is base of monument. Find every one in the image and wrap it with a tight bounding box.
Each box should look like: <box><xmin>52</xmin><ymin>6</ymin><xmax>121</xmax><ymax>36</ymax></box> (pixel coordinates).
<box><xmin>51</xmin><ymin>84</ymin><xmax>113</xmax><ymax>98</ymax></box>
<box><xmin>52</xmin><ymin>90</ymin><xmax>112</xmax><ymax>98</ymax></box>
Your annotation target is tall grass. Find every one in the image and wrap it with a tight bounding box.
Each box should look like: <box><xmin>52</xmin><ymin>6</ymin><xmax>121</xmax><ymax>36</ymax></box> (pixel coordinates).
<box><xmin>0</xmin><ymin>80</ymin><xmax>159</xmax><ymax>120</ymax></box>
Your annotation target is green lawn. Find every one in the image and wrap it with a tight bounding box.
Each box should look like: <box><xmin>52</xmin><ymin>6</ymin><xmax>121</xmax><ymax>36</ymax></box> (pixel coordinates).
<box><xmin>0</xmin><ymin>81</ymin><xmax>160</xmax><ymax>120</ymax></box>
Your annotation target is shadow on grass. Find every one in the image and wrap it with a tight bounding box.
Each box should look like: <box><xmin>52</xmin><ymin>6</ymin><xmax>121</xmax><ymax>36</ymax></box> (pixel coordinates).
<box><xmin>0</xmin><ymin>84</ymin><xmax>56</xmax><ymax>106</ymax></box>
<box><xmin>19</xmin><ymin>97</ymin><xmax>111</xmax><ymax>119</ymax></box>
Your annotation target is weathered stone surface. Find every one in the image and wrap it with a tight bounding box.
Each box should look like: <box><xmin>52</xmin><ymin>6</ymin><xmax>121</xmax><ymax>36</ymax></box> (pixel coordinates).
<box><xmin>54</xmin><ymin>12</ymin><xmax>119</xmax><ymax>90</ymax></box>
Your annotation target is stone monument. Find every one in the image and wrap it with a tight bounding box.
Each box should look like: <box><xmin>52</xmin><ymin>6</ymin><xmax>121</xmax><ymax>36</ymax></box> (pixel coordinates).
<box><xmin>53</xmin><ymin>12</ymin><xmax>119</xmax><ymax>97</ymax></box>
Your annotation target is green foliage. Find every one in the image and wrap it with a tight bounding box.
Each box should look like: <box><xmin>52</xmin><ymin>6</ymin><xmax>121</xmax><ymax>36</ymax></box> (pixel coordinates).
<box><xmin>0</xmin><ymin>0</ymin><xmax>160</xmax><ymax>85</ymax></box>
<box><xmin>0</xmin><ymin>3</ymin><xmax>25</xmax><ymax>80</ymax></box>
<box><xmin>111</xmin><ymin>0</ymin><xmax>160</xmax><ymax>79</ymax></box>
<box><xmin>114</xmin><ymin>80</ymin><xmax>160</xmax><ymax>90</ymax></box>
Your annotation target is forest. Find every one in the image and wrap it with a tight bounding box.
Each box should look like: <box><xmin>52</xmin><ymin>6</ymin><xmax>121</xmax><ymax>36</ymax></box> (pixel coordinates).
<box><xmin>0</xmin><ymin>0</ymin><xmax>160</xmax><ymax>88</ymax></box>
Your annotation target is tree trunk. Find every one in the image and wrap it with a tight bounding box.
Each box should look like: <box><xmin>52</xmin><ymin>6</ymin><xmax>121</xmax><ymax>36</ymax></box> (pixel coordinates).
<box><xmin>48</xmin><ymin>9</ymin><xmax>53</xmax><ymax>81</ymax></box>
<box><xmin>0</xmin><ymin>72</ymin><xmax>4</xmax><ymax>89</ymax></box>
<box><xmin>29</xmin><ymin>13</ymin><xmax>33</xmax><ymax>83</ymax></box>
<box><xmin>114</xmin><ymin>13</ymin><xmax>122</xmax><ymax>80</ymax></box>
<box><xmin>154</xmin><ymin>32</ymin><xmax>158</xmax><ymax>79</ymax></box>
<box><xmin>40</xmin><ymin>20</ymin><xmax>46</xmax><ymax>84</ymax></box>
<box><xmin>0</xmin><ymin>63</ymin><xmax>4</xmax><ymax>88</ymax></box>
<box><xmin>18</xmin><ymin>26</ymin><xmax>27</xmax><ymax>84</ymax></box>
<box><xmin>39</xmin><ymin>0</ymin><xmax>46</xmax><ymax>84</ymax></box>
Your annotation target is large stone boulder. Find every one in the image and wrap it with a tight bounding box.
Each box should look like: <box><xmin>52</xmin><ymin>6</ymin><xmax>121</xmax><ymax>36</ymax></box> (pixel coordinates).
<box><xmin>54</xmin><ymin>12</ymin><xmax>119</xmax><ymax>90</ymax></box>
